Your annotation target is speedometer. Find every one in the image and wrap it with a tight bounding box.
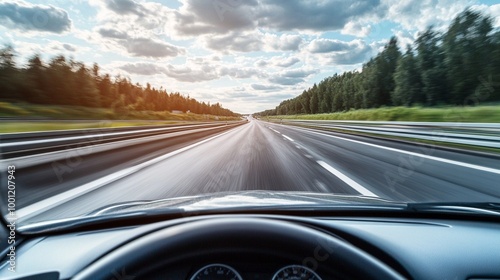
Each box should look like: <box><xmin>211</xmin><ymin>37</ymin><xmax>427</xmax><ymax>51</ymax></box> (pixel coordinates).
<box><xmin>190</xmin><ymin>264</ymin><xmax>243</xmax><ymax>280</ymax></box>
<box><xmin>272</xmin><ymin>265</ymin><xmax>322</xmax><ymax>280</ymax></box>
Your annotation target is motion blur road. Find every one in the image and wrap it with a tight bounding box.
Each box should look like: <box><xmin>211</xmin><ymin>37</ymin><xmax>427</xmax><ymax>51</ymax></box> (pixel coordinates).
<box><xmin>12</xmin><ymin>117</ymin><xmax>500</xmax><ymax>223</ymax></box>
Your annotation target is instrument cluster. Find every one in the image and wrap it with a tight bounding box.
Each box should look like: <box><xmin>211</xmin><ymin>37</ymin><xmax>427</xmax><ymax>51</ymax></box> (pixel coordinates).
<box><xmin>190</xmin><ymin>263</ymin><xmax>322</xmax><ymax>280</ymax></box>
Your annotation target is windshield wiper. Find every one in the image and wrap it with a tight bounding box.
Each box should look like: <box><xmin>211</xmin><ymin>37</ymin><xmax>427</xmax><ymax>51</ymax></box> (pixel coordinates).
<box><xmin>407</xmin><ymin>202</ymin><xmax>500</xmax><ymax>217</ymax></box>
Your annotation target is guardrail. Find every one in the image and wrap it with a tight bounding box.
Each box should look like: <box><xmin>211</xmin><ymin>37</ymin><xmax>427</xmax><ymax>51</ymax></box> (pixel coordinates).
<box><xmin>280</xmin><ymin>120</ymin><xmax>500</xmax><ymax>149</ymax></box>
<box><xmin>0</xmin><ymin>121</ymin><xmax>247</xmax><ymax>162</ymax></box>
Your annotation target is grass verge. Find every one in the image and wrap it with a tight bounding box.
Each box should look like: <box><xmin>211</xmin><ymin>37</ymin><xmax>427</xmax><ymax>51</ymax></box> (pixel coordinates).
<box><xmin>266</xmin><ymin>105</ymin><xmax>500</xmax><ymax>122</ymax></box>
<box><xmin>0</xmin><ymin>102</ymin><xmax>241</xmax><ymax>133</ymax></box>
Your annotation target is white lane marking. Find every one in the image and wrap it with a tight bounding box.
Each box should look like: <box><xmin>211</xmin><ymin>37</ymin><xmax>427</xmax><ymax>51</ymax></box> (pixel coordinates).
<box><xmin>268</xmin><ymin>126</ymin><xmax>281</xmax><ymax>133</ymax></box>
<box><xmin>292</xmin><ymin>126</ymin><xmax>500</xmax><ymax>175</ymax></box>
<box><xmin>317</xmin><ymin>160</ymin><xmax>378</xmax><ymax>197</ymax></box>
<box><xmin>14</xmin><ymin>127</ymin><xmax>242</xmax><ymax>220</ymax></box>
<box><xmin>304</xmin><ymin>154</ymin><xmax>313</xmax><ymax>158</ymax></box>
<box><xmin>282</xmin><ymin>135</ymin><xmax>294</xmax><ymax>142</ymax></box>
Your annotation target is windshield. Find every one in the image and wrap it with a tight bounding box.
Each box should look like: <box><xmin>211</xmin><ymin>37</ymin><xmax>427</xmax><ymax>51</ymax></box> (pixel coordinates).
<box><xmin>1</xmin><ymin>0</ymin><xmax>499</xmax><ymax>230</ymax></box>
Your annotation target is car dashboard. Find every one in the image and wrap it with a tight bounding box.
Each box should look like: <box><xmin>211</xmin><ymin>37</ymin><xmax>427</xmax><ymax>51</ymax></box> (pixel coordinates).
<box><xmin>1</xmin><ymin>213</ymin><xmax>500</xmax><ymax>280</ymax></box>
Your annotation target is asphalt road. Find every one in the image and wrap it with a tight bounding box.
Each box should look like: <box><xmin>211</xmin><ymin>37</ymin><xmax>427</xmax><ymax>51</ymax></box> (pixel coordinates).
<box><xmin>10</xmin><ymin>118</ymin><xmax>500</xmax><ymax>224</ymax></box>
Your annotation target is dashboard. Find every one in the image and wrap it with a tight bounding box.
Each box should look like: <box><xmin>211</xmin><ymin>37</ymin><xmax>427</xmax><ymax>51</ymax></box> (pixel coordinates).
<box><xmin>1</xmin><ymin>214</ymin><xmax>500</xmax><ymax>280</ymax></box>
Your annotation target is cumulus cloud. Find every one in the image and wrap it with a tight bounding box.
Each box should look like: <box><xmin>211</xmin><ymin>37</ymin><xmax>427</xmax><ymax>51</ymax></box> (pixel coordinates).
<box><xmin>275</xmin><ymin>57</ymin><xmax>300</xmax><ymax>68</ymax></box>
<box><xmin>268</xmin><ymin>68</ymin><xmax>318</xmax><ymax>85</ymax></box>
<box><xmin>104</xmin><ymin>0</ymin><xmax>145</xmax><ymax>16</ymax></box>
<box><xmin>0</xmin><ymin>1</ymin><xmax>71</xmax><ymax>33</ymax></box>
<box><xmin>264</xmin><ymin>34</ymin><xmax>303</xmax><ymax>51</ymax></box>
<box><xmin>174</xmin><ymin>0</ymin><xmax>258</xmax><ymax>36</ymax></box>
<box><xmin>119</xmin><ymin>62</ymin><xmax>166</xmax><ymax>75</ymax></box>
<box><xmin>95</xmin><ymin>26</ymin><xmax>184</xmax><ymax>58</ymax></box>
<box><xmin>257</xmin><ymin>0</ymin><xmax>381</xmax><ymax>31</ymax></box>
<box><xmin>122</xmin><ymin>37</ymin><xmax>184</xmax><ymax>58</ymax></box>
<box><xmin>341</xmin><ymin>21</ymin><xmax>372</xmax><ymax>37</ymax></box>
<box><xmin>308</xmin><ymin>39</ymin><xmax>354</xmax><ymax>53</ymax></box>
<box><xmin>251</xmin><ymin>84</ymin><xmax>283</xmax><ymax>91</ymax></box>
<box><xmin>308</xmin><ymin>39</ymin><xmax>373</xmax><ymax>65</ymax></box>
<box><xmin>328</xmin><ymin>43</ymin><xmax>373</xmax><ymax>65</ymax></box>
<box><xmin>119</xmin><ymin>62</ymin><xmax>219</xmax><ymax>82</ymax></box>
<box><xmin>204</xmin><ymin>31</ymin><xmax>262</xmax><ymax>52</ymax></box>
<box><xmin>118</xmin><ymin>61</ymin><xmax>267</xmax><ymax>83</ymax></box>
<box><xmin>62</xmin><ymin>43</ymin><xmax>76</xmax><ymax>52</ymax></box>
<box><xmin>97</xmin><ymin>27</ymin><xmax>128</xmax><ymax>39</ymax></box>
<box><xmin>379</xmin><ymin>0</ymin><xmax>470</xmax><ymax>32</ymax></box>
<box><xmin>165</xmin><ymin>64</ymin><xmax>219</xmax><ymax>82</ymax></box>
<box><xmin>174</xmin><ymin>0</ymin><xmax>381</xmax><ymax>36</ymax></box>
<box><xmin>219</xmin><ymin>66</ymin><xmax>264</xmax><ymax>79</ymax></box>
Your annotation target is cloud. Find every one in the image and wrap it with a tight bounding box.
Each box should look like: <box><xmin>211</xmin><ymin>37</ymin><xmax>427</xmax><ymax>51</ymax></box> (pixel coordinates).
<box><xmin>275</xmin><ymin>57</ymin><xmax>300</xmax><ymax>68</ymax></box>
<box><xmin>174</xmin><ymin>0</ymin><xmax>258</xmax><ymax>36</ymax></box>
<box><xmin>0</xmin><ymin>1</ymin><xmax>71</xmax><ymax>33</ymax></box>
<box><xmin>264</xmin><ymin>34</ymin><xmax>303</xmax><ymax>51</ymax></box>
<box><xmin>62</xmin><ymin>43</ymin><xmax>76</xmax><ymax>52</ymax></box>
<box><xmin>255</xmin><ymin>60</ymin><xmax>268</xmax><ymax>67</ymax></box>
<box><xmin>117</xmin><ymin>59</ymin><xmax>268</xmax><ymax>84</ymax></box>
<box><xmin>282</xmin><ymin>68</ymin><xmax>318</xmax><ymax>78</ymax></box>
<box><xmin>308</xmin><ymin>39</ymin><xmax>374</xmax><ymax>65</ymax></box>
<box><xmin>308</xmin><ymin>39</ymin><xmax>354</xmax><ymax>53</ymax></box>
<box><xmin>219</xmin><ymin>66</ymin><xmax>264</xmax><ymax>79</ymax></box>
<box><xmin>251</xmin><ymin>84</ymin><xmax>283</xmax><ymax>91</ymax></box>
<box><xmin>379</xmin><ymin>0</ymin><xmax>470</xmax><ymax>32</ymax></box>
<box><xmin>122</xmin><ymin>37</ymin><xmax>184</xmax><ymax>58</ymax></box>
<box><xmin>174</xmin><ymin>0</ymin><xmax>381</xmax><ymax>36</ymax></box>
<box><xmin>119</xmin><ymin>62</ymin><xmax>166</xmax><ymax>75</ymax></box>
<box><xmin>204</xmin><ymin>31</ymin><xmax>263</xmax><ymax>52</ymax></box>
<box><xmin>97</xmin><ymin>27</ymin><xmax>128</xmax><ymax>39</ymax></box>
<box><xmin>328</xmin><ymin>43</ymin><xmax>373</xmax><ymax>65</ymax></box>
<box><xmin>95</xmin><ymin>26</ymin><xmax>184</xmax><ymax>58</ymax></box>
<box><xmin>104</xmin><ymin>0</ymin><xmax>145</xmax><ymax>16</ymax></box>
<box><xmin>256</xmin><ymin>0</ymin><xmax>381</xmax><ymax>31</ymax></box>
<box><xmin>268</xmin><ymin>68</ymin><xmax>318</xmax><ymax>85</ymax></box>
<box><xmin>341</xmin><ymin>21</ymin><xmax>372</xmax><ymax>37</ymax></box>
<box><xmin>119</xmin><ymin>62</ymin><xmax>219</xmax><ymax>82</ymax></box>
<box><xmin>165</xmin><ymin>64</ymin><xmax>220</xmax><ymax>82</ymax></box>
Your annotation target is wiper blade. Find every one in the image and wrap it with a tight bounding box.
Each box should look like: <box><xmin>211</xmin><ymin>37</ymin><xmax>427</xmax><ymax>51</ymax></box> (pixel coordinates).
<box><xmin>407</xmin><ymin>202</ymin><xmax>500</xmax><ymax>217</ymax></box>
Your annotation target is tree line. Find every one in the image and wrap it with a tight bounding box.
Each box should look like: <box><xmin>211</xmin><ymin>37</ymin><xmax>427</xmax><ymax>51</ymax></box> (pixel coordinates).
<box><xmin>258</xmin><ymin>9</ymin><xmax>500</xmax><ymax>116</ymax></box>
<box><xmin>0</xmin><ymin>48</ymin><xmax>238</xmax><ymax>117</ymax></box>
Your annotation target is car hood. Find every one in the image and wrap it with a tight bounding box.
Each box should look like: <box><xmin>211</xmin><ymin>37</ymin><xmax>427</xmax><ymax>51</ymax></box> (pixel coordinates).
<box><xmin>91</xmin><ymin>190</ymin><xmax>403</xmax><ymax>216</ymax></box>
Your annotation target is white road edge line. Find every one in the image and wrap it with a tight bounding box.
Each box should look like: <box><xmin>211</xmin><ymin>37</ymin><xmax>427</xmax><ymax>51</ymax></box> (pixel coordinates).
<box><xmin>293</xmin><ymin>126</ymin><xmax>500</xmax><ymax>175</ymax></box>
<box><xmin>282</xmin><ymin>135</ymin><xmax>294</xmax><ymax>142</ymax></box>
<box><xmin>317</xmin><ymin>160</ymin><xmax>378</xmax><ymax>197</ymax></box>
<box><xmin>14</xmin><ymin>126</ymin><xmax>242</xmax><ymax>220</ymax></box>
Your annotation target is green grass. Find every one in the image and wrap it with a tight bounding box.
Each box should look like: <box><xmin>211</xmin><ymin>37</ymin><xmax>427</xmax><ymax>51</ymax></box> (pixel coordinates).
<box><xmin>266</xmin><ymin>106</ymin><xmax>500</xmax><ymax>123</ymax></box>
<box><xmin>0</xmin><ymin>121</ymin><xmax>188</xmax><ymax>133</ymax></box>
<box><xmin>0</xmin><ymin>102</ymin><xmax>241</xmax><ymax>133</ymax></box>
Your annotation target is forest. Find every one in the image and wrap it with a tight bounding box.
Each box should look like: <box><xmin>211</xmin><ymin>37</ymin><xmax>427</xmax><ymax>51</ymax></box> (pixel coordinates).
<box><xmin>258</xmin><ymin>9</ymin><xmax>500</xmax><ymax>116</ymax></box>
<box><xmin>0</xmin><ymin>48</ymin><xmax>237</xmax><ymax>117</ymax></box>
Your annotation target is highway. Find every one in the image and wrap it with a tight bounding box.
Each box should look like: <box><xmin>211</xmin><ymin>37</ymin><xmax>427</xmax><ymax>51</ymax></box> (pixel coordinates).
<box><xmin>4</xmin><ymin>118</ymin><xmax>500</xmax><ymax>224</ymax></box>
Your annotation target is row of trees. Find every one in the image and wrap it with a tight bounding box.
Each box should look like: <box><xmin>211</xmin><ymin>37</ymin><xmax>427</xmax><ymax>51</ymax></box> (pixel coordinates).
<box><xmin>258</xmin><ymin>9</ymin><xmax>500</xmax><ymax>116</ymax></box>
<box><xmin>0</xmin><ymin>48</ymin><xmax>237</xmax><ymax>117</ymax></box>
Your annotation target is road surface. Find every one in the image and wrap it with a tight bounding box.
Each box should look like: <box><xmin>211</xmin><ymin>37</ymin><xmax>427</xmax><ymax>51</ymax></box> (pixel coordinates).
<box><xmin>8</xmin><ymin>118</ymin><xmax>500</xmax><ymax>224</ymax></box>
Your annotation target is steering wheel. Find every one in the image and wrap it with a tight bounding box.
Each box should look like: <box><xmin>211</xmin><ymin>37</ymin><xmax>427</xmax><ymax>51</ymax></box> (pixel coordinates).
<box><xmin>73</xmin><ymin>217</ymin><xmax>405</xmax><ymax>279</ymax></box>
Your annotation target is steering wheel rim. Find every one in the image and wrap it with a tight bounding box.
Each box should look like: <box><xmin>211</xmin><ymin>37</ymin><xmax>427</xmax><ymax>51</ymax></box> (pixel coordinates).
<box><xmin>73</xmin><ymin>217</ymin><xmax>405</xmax><ymax>280</ymax></box>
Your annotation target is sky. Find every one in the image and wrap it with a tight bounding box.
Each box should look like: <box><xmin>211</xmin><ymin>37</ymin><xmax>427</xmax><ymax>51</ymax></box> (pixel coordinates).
<box><xmin>0</xmin><ymin>0</ymin><xmax>499</xmax><ymax>114</ymax></box>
